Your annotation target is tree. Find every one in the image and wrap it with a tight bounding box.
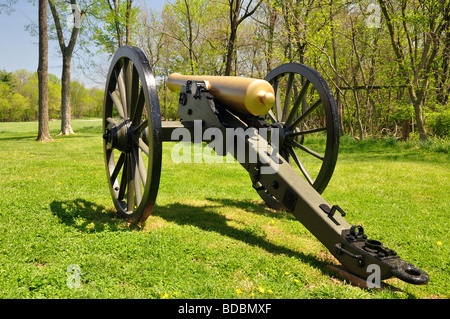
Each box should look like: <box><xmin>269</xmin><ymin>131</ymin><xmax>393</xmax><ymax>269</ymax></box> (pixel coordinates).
<box><xmin>155</xmin><ymin>0</ymin><xmax>219</xmax><ymax>75</ymax></box>
<box><xmin>70</xmin><ymin>80</ymin><xmax>89</xmax><ymax>117</ymax></box>
<box><xmin>136</xmin><ymin>7</ymin><xmax>167</xmax><ymax>73</ymax></box>
<box><xmin>37</xmin><ymin>0</ymin><xmax>52</xmax><ymax>142</ymax></box>
<box><xmin>224</xmin><ymin>0</ymin><xmax>263</xmax><ymax>75</ymax></box>
<box><xmin>378</xmin><ymin>0</ymin><xmax>450</xmax><ymax>141</ymax></box>
<box><xmin>48</xmin><ymin>0</ymin><xmax>85</xmax><ymax>135</ymax></box>
<box><xmin>91</xmin><ymin>0</ymin><xmax>140</xmax><ymax>55</ymax></box>
<box><xmin>257</xmin><ymin>1</ymin><xmax>279</xmax><ymax>73</ymax></box>
<box><xmin>436</xmin><ymin>7</ymin><xmax>450</xmax><ymax>104</ymax></box>
<box><xmin>17</xmin><ymin>71</ymin><xmax>40</xmax><ymax>122</ymax></box>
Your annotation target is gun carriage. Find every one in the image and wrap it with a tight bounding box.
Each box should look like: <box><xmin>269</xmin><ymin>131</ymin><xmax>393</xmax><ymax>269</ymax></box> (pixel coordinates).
<box><xmin>102</xmin><ymin>46</ymin><xmax>430</xmax><ymax>286</ymax></box>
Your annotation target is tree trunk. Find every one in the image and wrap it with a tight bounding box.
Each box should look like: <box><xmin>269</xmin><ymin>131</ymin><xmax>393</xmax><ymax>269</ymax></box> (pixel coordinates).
<box><xmin>184</xmin><ymin>0</ymin><xmax>195</xmax><ymax>74</ymax></box>
<box><xmin>49</xmin><ymin>0</ymin><xmax>82</xmax><ymax>136</ymax></box>
<box><xmin>225</xmin><ymin>2</ymin><xmax>239</xmax><ymax>76</ymax></box>
<box><xmin>400</xmin><ymin>118</ymin><xmax>410</xmax><ymax>141</ymax></box>
<box><xmin>224</xmin><ymin>0</ymin><xmax>262</xmax><ymax>76</ymax></box>
<box><xmin>352</xmin><ymin>87</ymin><xmax>364</xmax><ymax>140</ymax></box>
<box><xmin>412</xmin><ymin>97</ymin><xmax>427</xmax><ymax>141</ymax></box>
<box><xmin>59</xmin><ymin>55</ymin><xmax>75</xmax><ymax>135</ymax></box>
<box><xmin>330</xmin><ymin>0</ymin><xmax>344</xmax><ymax>135</ymax></box>
<box><xmin>37</xmin><ymin>0</ymin><xmax>52</xmax><ymax>142</ymax></box>
<box><xmin>265</xmin><ymin>4</ymin><xmax>277</xmax><ymax>73</ymax></box>
<box><xmin>125</xmin><ymin>0</ymin><xmax>133</xmax><ymax>45</ymax></box>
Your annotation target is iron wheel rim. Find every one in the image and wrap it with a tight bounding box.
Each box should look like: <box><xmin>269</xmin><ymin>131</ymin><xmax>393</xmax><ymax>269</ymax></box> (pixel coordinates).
<box><xmin>264</xmin><ymin>63</ymin><xmax>340</xmax><ymax>193</ymax></box>
<box><xmin>103</xmin><ymin>46</ymin><xmax>162</xmax><ymax>224</ymax></box>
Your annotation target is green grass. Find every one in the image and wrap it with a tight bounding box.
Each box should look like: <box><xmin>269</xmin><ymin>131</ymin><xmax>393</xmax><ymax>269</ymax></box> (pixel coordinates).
<box><xmin>0</xmin><ymin>119</ymin><xmax>448</xmax><ymax>299</ymax></box>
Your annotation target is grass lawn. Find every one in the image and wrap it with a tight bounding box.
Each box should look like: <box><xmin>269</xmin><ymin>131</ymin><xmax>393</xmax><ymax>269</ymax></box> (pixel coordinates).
<box><xmin>0</xmin><ymin>119</ymin><xmax>448</xmax><ymax>299</ymax></box>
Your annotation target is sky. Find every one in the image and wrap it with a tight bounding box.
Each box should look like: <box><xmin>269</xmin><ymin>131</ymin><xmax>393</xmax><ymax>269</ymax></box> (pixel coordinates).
<box><xmin>0</xmin><ymin>0</ymin><xmax>167</xmax><ymax>88</ymax></box>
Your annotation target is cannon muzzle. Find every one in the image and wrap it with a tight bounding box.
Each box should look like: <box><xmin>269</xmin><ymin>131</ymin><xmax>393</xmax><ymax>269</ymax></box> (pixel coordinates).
<box><xmin>167</xmin><ymin>73</ymin><xmax>275</xmax><ymax>116</ymax></box>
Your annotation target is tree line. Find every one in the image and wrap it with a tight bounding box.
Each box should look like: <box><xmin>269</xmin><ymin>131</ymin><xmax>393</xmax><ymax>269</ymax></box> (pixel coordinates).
<box><xmin>0</xmin><ymin>69</ymin><xmax>103</xmax><ymax>122</ymax></box>
<box><xmin>1</xmin><ymin>0</ymin><xmax>449</xmax><ymax>141</ymax></box>
<box><xmin>135</xmin><ymin>0</ymin><xmax>449</xmax><ymax>140</ymax></box>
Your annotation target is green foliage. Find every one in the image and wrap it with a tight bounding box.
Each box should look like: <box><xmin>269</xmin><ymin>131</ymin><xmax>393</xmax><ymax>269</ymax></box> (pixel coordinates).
<box><xmin>390</xmin><ymin>102</ymin><xmax>414</xmax><ymax>123</ymax></box>
<box><xmin>89</xmin><ymin>0</ymin><xmax>141</xmax><ymax>55</ymax></box>
<box><xmin>427</xmin><ymin>109</ymin><xmax>450</xmax><ymax>138</ymax></box>
<box><xmin>0</xmin><ymin>70</ymin><xmax>103</xmax><ymax>122</ymax></box>
<box><xmin>131</xmin><ymin>0</ymin><xmax>449</xmax><ymax>139</ymax></box>
<box><xmin>4</xmin><ymin>0</ymin><xmax>450</xmax><ymax>141</ymax></box>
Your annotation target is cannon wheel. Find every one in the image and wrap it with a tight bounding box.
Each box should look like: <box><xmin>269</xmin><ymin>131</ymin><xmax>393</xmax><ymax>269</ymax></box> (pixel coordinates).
<box><xmin>253</xmin><ymin>63</ymin><xmax>340</xmax><ymax>210</ymax></box>
<box><xmin>102</xmin><ymin>46</ymin><xmax>162</xmax><ymax>224</ymax></box>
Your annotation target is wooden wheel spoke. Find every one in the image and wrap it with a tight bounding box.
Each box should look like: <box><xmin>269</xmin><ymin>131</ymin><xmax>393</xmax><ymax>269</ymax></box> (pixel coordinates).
<box><xmin>134</xmin><ymin>147</ymin><xmax>147</xmax><ymax>185</ymax></box>
<box><xmin>286</xmin><ymin>139</ymin><xmax>324</xmax><ymax>161</ymax></box>
<box><xmin>106</xmin><ymin>117</ymin><xmax>117</xmax><ymax>125</ymax></box>
<box><xmin>136</xmin><ymin>119</ymin><xmax>148</xmax><ymax>134</ymax></box>
<box><xmin>110</xmin><ymin>152</ymin><xmax>125</xmax><ymax>184</ymax></box>
<box><xmin>288</xmin><ymin>126</ymin><xmax>327</xmax><ymax>137</ymax></box>
<box><xmin>267</xmin><ymin>110</ymin><xmax>276</xmax><ymax>124</ymax></box>
<box><xmin>130</xmin><ymin>66</ymin><xmax>140</xmax><ymax>118</ymax></box>
<box><xmin>132</xmin><ymin>86</ymin><xmax>145</xmax><ymax>124</ymax></box>
<box><xmin>131</xmin><ymin>150</ymin><xmax>143</xmax><ymax>207</ymax></box>
<box><xmin>124</xmin><ymin>60</ymin><xmax>132</xmax><ymax>115</ymax></box>
<box><xmin>110</xmin><ymin>91</ymin><xmax>125</xmax><ymax>119</ymax></box>
<box><xmin>139</xmin><ymin>137</ymin><xmax>149</xmax><ymax>156</ymax></box>
<box><xmin>286</xmin><ymin>80</ymin><xmax>310</xmax><ymax>126</ymax></box>
<box><xmin>282</xmin><ymin>73</ymin><xmax>295</xmax><ymax>122</ymax></box>
<box><xmin>126</xmin><ymin>154</ymin><xmax>135</xmax><ymax>212</ymax></box>
<box><xmin>116</xmin><ymin>69</ymin><xmax>128</xmax><ymax>118</ymax></box>
<box><xmin>118</xmin><ymin>154</ymin><xmax>128</xmax><ymax>201</ymax></box>
<box><xmin>288</xmin><ymin>98</ymin><xmax>322</xmax><ymax>130</ymax></box>
<box><xmin>272</xmin><ymin>79</ymin><xmax>282</xmax><ymax>121</ymax></box>
<box><xmin>124</xmin><ymin>60</ymin><xmax>139</xmax><ymax>118</ymax></box>
<box><xmin>287</xmin><ymin>147</ymin><xmax>314</xmax><ymax>185</ymax></box>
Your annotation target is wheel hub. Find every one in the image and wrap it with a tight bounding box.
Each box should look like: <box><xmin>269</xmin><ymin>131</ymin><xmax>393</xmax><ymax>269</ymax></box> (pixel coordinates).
<box><xmin>272</xmin><ymin>122</ymin><xmax>288</xmax><ymax>147</ymax></box>
<box><xmin>103</xmin><ymin>120</ymin><xmax>134</xmax><ymax>153</ymax></box>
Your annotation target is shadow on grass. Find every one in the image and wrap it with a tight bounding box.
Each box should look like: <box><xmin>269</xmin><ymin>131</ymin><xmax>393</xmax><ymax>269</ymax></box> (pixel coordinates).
<box><xmin>50</xmin><ymin>197</ymin><xmax>329</xmax><ymax>275</ymax></box>
<box><xmin>50</xmin><ymin>199</ymin><xmax>129</xmax><ymax>233</ymax></box>
<box><xmin>153</xmin><ymin>199</ymin><xmax>418</xmax><ymax>296</ymax></box>
<box><xmin>205</xmin><ymin>197</ymin><xmax>295</xmax><ymax>220</ymax></box>
<box><xmin>152</xmin><ymin>199</ymin><xmax>330</xmax><ymax>276</ymax></box>
<box><xmin>0</xmin><ymin>135</ymin><xmax>37</xmax><ymax>141</ymax></box>
<box><xmin>50</xmin><ymin>198</ymin><xmax>416</xmax><ymax>294</ymax></box>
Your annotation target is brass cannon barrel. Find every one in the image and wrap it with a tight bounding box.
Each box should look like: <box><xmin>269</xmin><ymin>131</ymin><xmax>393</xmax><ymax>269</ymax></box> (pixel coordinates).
<box><xmin>167</xmin><ymin>73</ymin><xmax>275</xmax><ymax>116</ymax></box>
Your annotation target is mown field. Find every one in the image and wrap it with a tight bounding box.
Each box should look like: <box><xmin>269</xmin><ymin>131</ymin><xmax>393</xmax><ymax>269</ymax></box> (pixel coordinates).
<box><xmin>0</xmin><ymin>119</ymin><xmax>448</xmax><ymax>299</ymax></box>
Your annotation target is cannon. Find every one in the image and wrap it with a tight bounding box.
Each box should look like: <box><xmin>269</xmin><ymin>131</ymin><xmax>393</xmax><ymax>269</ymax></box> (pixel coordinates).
<box><xmin>102</xmin><ymin>46</ymin><xmax>430</xmax><ymax>286</ymax></box>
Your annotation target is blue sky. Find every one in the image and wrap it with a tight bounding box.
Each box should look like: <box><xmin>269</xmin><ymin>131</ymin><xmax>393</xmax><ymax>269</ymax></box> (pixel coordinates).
<box><xmin>0</xmin><ymin>0</ymin><xmax>167</xmax><ymax>88</ymax></box>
